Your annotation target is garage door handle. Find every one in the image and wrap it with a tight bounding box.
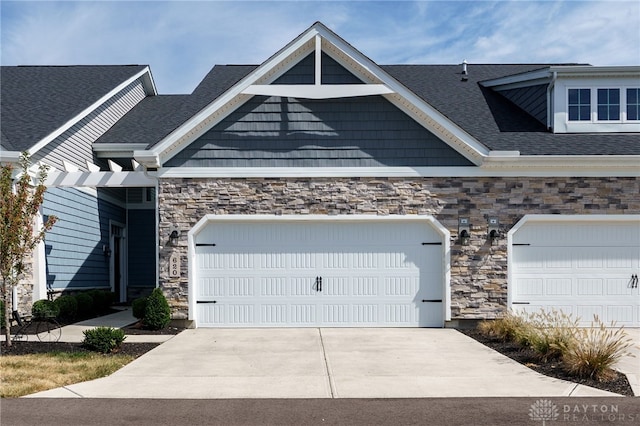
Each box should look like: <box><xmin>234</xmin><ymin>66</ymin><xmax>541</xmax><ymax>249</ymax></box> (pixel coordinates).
<box><xmin>631</xmin><ymin>274</ymin><xmax>638</xmax><ymax>289</ymax></box>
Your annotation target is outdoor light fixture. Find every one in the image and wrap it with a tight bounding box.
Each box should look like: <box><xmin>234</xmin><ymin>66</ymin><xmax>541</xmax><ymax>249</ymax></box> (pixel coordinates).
<box><xmin>169</xmin><ymin>227</ymin><xmax>180</xmax><ymax>246</ymax></box>
<box><xmin>102</xmin><ymin>244</ymin><xmax>111</xmax><ymax>257</ymax></box>
<box><xmin>458</xmin><ymin>217</ymin><xmax>470</xmax><ymax>246</ymax></box>
<box><xmin>488</xmin><ymin>217</ymin><xmax>500</xmax><ymax>245</ymax></box>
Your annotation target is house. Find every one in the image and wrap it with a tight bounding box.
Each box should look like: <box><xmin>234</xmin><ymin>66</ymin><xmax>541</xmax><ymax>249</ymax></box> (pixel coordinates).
<box><xmin>0</xmin><ymin>65</ymin><xmax>158</xmax><ymax>308</ymax></box>
<box><xmin>2</xmin><ymin>22</ymin><xmax>638</xmax><ymax>327</ymax></box>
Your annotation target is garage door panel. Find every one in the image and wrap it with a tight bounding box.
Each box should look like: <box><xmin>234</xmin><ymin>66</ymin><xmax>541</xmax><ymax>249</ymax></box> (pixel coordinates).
<box><xmin>512</xmin><ymin>219</ymin><xmax>639</xmax><ymax>326</ymax></box>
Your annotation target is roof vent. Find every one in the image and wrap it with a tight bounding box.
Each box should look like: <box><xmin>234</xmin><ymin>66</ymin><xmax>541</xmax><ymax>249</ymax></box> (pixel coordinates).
<box><xmin>461</xmin><ymin>60</ymin><xmax>468</xmax><ymax>75</ymax></box>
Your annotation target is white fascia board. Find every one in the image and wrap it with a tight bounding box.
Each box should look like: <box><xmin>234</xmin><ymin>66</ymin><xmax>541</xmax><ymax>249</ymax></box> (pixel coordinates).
<box><xmin>480</xmin><ymin>68</ymin><xmax>551</xmax><ymax>88</ymax></box>
<box><xmin>241</xmin><ymin>84</ymin><xmax>393</xmax><ymax>99</ymax></box>
<box><xmin>482</xmin><ymin>154</ymin><xmax>640</xmax><ymax>169</ymax></box>
<box><xmin>134</xmin><ymin>150</ymin><xmax>161</xmax><ymax>168</ymax></box>
<box><xmin>93</xmin><ymin>143</ymin><xmax>149</xmax><ymax>152</ymax></box>
<box><xmin>45</xmin><ymin>170</ymin><xmax>157</xmax><ymax>188</ymax></box>
<box><xmin>27</xmin><ymin>67</ymin><xmax>154</xmax><ymax>157</ymax></box>
<box><xmin>550</xmin><ymin>65</ymin><xmax>640</xmax><ymax>77</ymax></box>
<box><xmin>158</xmin><ymin>161</ymin><xmax>640</xmax><ymax>178</ymax></box>
<box><xmin>0</xmin><ymin>150</ymin><xmax>21</xmax><ymax>164</ymax></box>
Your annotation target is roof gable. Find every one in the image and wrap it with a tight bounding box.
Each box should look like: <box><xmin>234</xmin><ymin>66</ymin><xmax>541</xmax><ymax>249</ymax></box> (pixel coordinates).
<box><xmin>135</xmin><ymin>22</ymin><xmax>489</xmax><ymax>168</ymax></box>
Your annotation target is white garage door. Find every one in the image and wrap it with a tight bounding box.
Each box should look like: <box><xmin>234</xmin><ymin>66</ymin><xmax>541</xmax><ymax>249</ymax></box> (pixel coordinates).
<box><xmin>194</xmin><ymin>220</ymin><xmax>444</xmax><ymax>327</ymax></box>
<box><xmin>511</xmin><ymin>219</ymin><xmax>640</xmax><ymax>326</ymax></box>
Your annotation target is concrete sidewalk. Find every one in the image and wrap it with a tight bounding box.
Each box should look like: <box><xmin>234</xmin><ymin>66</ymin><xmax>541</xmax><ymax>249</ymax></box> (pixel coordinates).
<box><xmin>55</xmin><ymin>308</ymin><xmax>174</xmax><ymax>344</ymax></box>
<box><xmin>615</xmin><ymin>328</ymin><xmax>640</xmax><ymax>396</ymax></box>
<box><xmin>27</xmin><ymin>328</ymin><xmax>624</xmax><ymax>399</ymax></box>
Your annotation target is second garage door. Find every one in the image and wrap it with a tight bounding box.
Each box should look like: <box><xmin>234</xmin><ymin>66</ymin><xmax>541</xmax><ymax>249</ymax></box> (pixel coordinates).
<box><xmin>511</xmin><ymin>217</ymin><xmax>640</xmax><ymax>326</ymax></box>
<box><xmin>194</xmin><ymin>219</ymin><xmax>445</xmax><ymax>327</ymax></box>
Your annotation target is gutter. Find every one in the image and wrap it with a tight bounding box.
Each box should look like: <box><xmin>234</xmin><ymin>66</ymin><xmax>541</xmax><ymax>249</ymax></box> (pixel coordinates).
<box><xmin>546</xmin><ymin>71</ymin><xmax>557</xmax><ymax>131</ymax></box>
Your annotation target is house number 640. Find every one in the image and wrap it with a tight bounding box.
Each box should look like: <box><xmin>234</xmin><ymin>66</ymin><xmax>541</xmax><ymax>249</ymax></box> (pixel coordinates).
<box><xmin>169</xmin><ymin>253</ymin><xmax>180</xmax><ymax>278</ymax></box>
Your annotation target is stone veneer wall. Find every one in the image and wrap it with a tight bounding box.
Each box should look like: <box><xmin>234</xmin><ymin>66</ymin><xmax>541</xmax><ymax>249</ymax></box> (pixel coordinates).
<box><xmin>158</xmin><ymin>177</ymin><xmax>639</xmax><ymax>321</ymax></box>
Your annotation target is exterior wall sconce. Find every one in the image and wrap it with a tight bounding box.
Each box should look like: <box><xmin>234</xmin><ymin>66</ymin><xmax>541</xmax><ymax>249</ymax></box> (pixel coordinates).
<box><xmin>169</xmin><ymin>227</ymin><xmax>180</xmax><ymax>246</ymax></box>
<box><xmin>102</xmin><ymin>244</ymin><xmax>111</xmax><ymax>257</ymax></box>
<box><xmin>488</xmin><ymin>217</ymin><xmax>500</xmax><ymax>245</ymax></box>
<box><xmin>458</xmin><ymin>217</ymin><xmax>470</xmax><ymax>246</ymax></box>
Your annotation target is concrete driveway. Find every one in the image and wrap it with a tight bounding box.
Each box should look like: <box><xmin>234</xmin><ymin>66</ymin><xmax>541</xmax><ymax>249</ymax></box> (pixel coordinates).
<box><xmin>28</xmin><ymin>328</ymin><xmax>621</xmax><ymax>398</ymax></box>
<box><xmin>615</xmin><ymin>327</ymin><xmax>640</xmax><ymax>395</ymax></box>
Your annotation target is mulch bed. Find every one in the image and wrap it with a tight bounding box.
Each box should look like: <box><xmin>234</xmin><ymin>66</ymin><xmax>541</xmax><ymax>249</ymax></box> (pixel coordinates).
<box><xmin>459</xmin><ymin>328</ymin><xmax>634</xmax><ymax>397</ymax></box>
<box><xmin>1</xmin><ymin>341</ymin><xmax>159</xmax><ymax>357</ymax></box>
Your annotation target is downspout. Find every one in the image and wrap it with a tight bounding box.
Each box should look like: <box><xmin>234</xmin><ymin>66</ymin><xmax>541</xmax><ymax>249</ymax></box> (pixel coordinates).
<box><xmin>546</xmin><ymin>71</ymin><xmax>557</xmax><ymax>131</ymax></box>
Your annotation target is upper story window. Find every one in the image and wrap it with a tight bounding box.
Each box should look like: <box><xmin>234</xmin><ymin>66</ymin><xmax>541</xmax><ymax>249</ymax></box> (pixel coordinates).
<box><xmin>627</xmin><ymin>88</ymin><xmax>640</xmax><ymax>121</ymax></box>
<box><xmin>568</xmin><ymin>88</ymin><xmax>591</xmax><ymax>121</ymax></box>
<box><xmin>597</xmin><ymin>88</ymin><xmax>620</xmax><ymax>120</ymax></box>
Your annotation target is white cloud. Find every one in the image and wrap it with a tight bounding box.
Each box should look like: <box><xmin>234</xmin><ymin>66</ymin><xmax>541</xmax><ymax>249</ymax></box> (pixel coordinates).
<box><xmin>1</xmin><ymin>1</ymin><xmax>638</xmax><ymax>93</ymax></box>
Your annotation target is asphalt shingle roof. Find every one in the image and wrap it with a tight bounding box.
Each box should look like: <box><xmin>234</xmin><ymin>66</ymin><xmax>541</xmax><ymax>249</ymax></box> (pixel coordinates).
<box><xmin>381</xmin><ymin>64</ymin><xmax>640</xmax><ymax>155</ymax></box>
<box><xmin>95</xmin><ymin>65</ymin><xmax>257</xmax><ymax>147</ymax></box>
<box><xmin>0</xmin><ymin>65</ymin><xmax>146</xmax><ymax>152</ymax></box>
<box><xmin>97</xmin><ymin>62</ymin><xmax>639</xmax><ymax>156</ymax></box>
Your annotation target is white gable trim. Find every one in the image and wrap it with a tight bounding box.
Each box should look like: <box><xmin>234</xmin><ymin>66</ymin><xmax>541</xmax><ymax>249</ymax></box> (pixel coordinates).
<box><xmin>241</xmin><ymin>84</ymin><xmax>393</xmax><ymax>98</ymax></box>
<box><xmin>27</xmin><ymin>67</ymin><xmax>156</xmax><ymax>158</ymax></box>
<box><xmin>149</xmin><ymin>22</ymin><xmax>489</xmax><ymax>167</ymax></box>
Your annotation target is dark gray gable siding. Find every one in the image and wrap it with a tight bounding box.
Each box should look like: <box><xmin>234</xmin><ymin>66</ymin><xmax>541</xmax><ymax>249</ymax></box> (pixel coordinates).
<box><xmin>165</xmin><ymin>95</ymin><xmax>472</xmax><ymax>167</ymax></box>
<box><xmin>496</xmin><ymin>84</ymin><xmax>548</xmax><ymax>125</ymax></box>
<box><xmin>273</xmin><ymin>53</ymin><xmax>364</xmax><ymax>85</ymax></box>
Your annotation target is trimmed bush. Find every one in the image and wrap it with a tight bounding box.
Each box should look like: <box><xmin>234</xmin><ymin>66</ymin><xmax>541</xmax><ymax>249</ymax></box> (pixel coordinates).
<box><xmin>560</xmin><ymin>316</ymin><xmax>635</xmax><ymax>382</ymax></box>
<box><xmin>82</xmin><ymin>326</ymin><xmax>126</xmax><ymax>354</ymax></box>
<box><xmin>75</xmin><ymin>293</ymin><xmax>94</xmax><ymax>318</ymax></box>
<box><xmin>132</xmin><ymin>297</ymin><xmax>147</xmax><ymax>320</ymax></box>
<box><xmin>54</xmin><ymin>295</ymin><xmax>78</xmax><ymax>322</ymax></box>
<box><xmin>32</xmin><ymin>299</ymin><xmax>60</xmax><ymax>319</ymax></box>
<box><xmin>143</xmin><ymin>288</ymin><xmax>171</xmax><ymax>330</ymax></box>
<box><xmin>89</xmin><ymin>289</ymin><xmax>114</xmax><ymax>314</ymax></box>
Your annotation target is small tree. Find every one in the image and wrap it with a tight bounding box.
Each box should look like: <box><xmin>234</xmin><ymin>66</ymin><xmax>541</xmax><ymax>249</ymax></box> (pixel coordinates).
<box><xmin>1</xmin><ymin>153</ymin><xmax>57</xmax><ymax>345</ymax></box>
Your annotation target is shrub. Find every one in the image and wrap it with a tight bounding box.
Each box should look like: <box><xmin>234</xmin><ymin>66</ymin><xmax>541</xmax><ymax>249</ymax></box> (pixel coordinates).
<box><xmin>32</xmin><ymin>299</ymin><xmax>60</xmax><ymax>319</ymax></box>
<box><xmin>82</xmin><ymin>326</ymin><xmax>126</xmax><ymax>354</ymax></box>
<box><xmin>54</xmin><ymin>295</ymin><xmax>78</xmax><ymax>322</ymax></box>
<box><xmin>75</xmin><ymin>293</ymin><xmax>94</xmax><ymax>318</ymax></box>
<box><xmin>523</xmin><ymin>309</ymin><xmax>579</xmax><ymax>361</ymax></box>
<box><xmin>477</xmin><ymin>310</ymin><xmax>528</xmax><ymax>342</ymax></box>
<box><xmin>143</xmin><ymin>288</ymin><xmax>171</xmax><ymax>330</ymax></box>
<box><xmin>560</xmin><ymin>316</ymin><xmax>635</xmax><ymax>382</ymax></box>
<box><xmin>132</xmin><ymin>297</ymin><xmax>147</xmax><ymax>320</ymax></box>
<box><xmin>89</xmin><ymin>289</ymin><xmax>114</xmax><ymax>314</ymax></box>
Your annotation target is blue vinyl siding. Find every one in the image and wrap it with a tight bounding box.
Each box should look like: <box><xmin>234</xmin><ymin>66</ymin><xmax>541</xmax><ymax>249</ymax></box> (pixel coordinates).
<box><xmin>42</xmin><ymin>188</ymin><xmax>125</xmax><ymax>290</ymax></box>
<box><xmin>127</xmin><ymin>209</ymin><xmax>156</xmax><ymax>295</ymax></box>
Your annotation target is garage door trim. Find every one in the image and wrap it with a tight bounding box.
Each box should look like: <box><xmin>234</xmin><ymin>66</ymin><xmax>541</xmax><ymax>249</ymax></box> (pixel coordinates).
<box><xmin>187</xmin><ymin>214</ymin><xmax>451</xmax><ymax>327</ymax></box>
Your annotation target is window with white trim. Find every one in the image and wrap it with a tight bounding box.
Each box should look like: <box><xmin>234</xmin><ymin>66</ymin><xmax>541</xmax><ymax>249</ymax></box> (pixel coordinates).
<box><xmin>568</xmin><ymin>88</ymin><xmax>590</xmax><ymax>121</ymax></box>
<box><xmin>627</xmin><ymin>88</ymin><xmax>640</xmax><ymax>121</ymax></box>
<box><xmin>597</xmin><ymin>88</ymin><xmax>620</xmax><ymax>120</ymax></box>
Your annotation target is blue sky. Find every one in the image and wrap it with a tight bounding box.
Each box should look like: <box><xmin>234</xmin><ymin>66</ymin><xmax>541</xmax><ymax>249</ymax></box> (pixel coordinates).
<box><xmin>1</xmin><ymin>1</ymin><xmax>638</xmax><ymax>94</ymax></box>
